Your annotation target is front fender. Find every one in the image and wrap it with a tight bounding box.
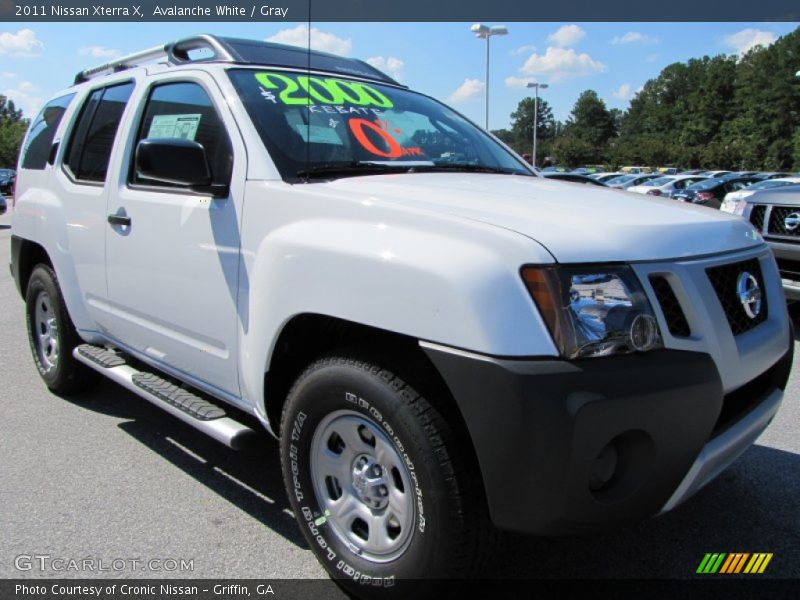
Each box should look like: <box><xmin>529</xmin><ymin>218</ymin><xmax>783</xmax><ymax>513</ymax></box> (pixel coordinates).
<box><xmin>237</xmin><ymin>181</ymin><xmax>557</xmax><ymax>415</ymax></box>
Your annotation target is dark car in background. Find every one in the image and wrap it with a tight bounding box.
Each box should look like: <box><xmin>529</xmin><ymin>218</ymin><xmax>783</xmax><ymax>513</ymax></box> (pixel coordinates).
<box><xmin>543</xmin><ymin>172</ymin><xmax>609</xmax><ymax>186</ymax></box>
<box><xmin>671</xmin><ymin>176</ymin><xmax>760</xmax><ymax>209</ymax></box>
<box><xmin>753</xmin><ymin>172</ymin><xmax>795</xmax><ymax>181</ymax></box>
<box><xmin>0</xmin><ymin>168</ymin><xmax>15</xmax><ymax>196</ymax></box>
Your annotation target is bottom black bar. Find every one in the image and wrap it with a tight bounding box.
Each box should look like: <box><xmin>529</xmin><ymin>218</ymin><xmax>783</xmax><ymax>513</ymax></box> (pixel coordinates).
<box><xmin>2</xmin><ymin>579</ymin><xmax>798</xmax><ymax>600</ymax></box>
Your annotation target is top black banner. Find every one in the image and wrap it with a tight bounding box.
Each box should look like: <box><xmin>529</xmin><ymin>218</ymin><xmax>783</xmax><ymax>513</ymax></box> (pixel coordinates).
<box><xmin>0</xmin><ymin>0</ymin><xmax>798</xmax><ymax>22</ymax></box>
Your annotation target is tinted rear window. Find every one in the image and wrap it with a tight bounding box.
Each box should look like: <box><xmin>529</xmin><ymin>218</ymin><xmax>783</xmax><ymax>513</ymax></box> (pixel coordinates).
<box><xmin>20</xmin><ymin>94</ymin><xmax>75</xmax><ymax>170</ymax></box>
<box><xmin>66</xmin><ymin>82</ymin><xmax>135</xmax><ymax>182</ymax></box>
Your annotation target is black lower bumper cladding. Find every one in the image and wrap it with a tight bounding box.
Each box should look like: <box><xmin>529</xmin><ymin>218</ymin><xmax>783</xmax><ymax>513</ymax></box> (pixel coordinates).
<box><xmin>424</xmin><ymin>345</ymin><xmax>791</xmax><ymax>535</ymax></box>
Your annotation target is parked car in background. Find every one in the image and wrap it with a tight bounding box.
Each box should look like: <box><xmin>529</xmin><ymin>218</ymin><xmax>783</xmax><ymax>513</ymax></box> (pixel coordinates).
<box><xmin>0</xmin><ymin>168</ymin><xmax>16</xmax><ymax>195</ymax></box>
<box><xmin>734</xmin><ymin>185</ymin><xmax>800</xmax><ymax>301</ymax></box>
<box><xmin>572</xmin><ymin>165</ymin><xmax>606</xmax><ymax>175</ymax></box>
<box><xmin>0</xmin><ymin>194</ymin><xmax>7</xmax><ymax>216</ymax></box>
<box><xmin>605</xmin><ymin>173</ymin><xmax>660</xmax><ymax>190</ymax></box>
<box><xmin>721</xmin><ymin>171</ymin><xmax>759</xmax><ymax>179</ymax></box>
<box><xmin>627</xmin><ymin>175</ymin><xmax>708</xmax><ymax>197</ymax></box>
<box><xmin>672</xmin><ymin>176</ymin><xmax>759</xmax><ymax>209</ymax></box>
<box><xmin>541</xmin><ymin>166</ymin><xmax>569</xmax><ymax>173</ymax></box>
<box><xmin>591</xmin><ymin>172</ymin><xmax>624</xmax><ymax>183</ymax></box>
<box><xmin>753</xmin><ymin>172</ymin><xmax>795</xmax><ymax>182</ymax></box>
<box><xmin>720</xmin><ymin>177</ymin><xmax>800</xmax><ymax>214</ymax></box>
<box><xmin>542</xmin><ymin>172</ymin><xmax>609</xmax><ymax>186</ymax></box>
<box><xmin>620</xmin><ymin>166</ymin><xmax>653</xmax><ymax>174</ymax></box>
<box><xmin>698</xmin><ymin>170</ymin><xmax>731</xmax><ymax>178</ymax></box>
<box><xmin>657</xmin><ymin>167</ymin><xmax>681</xmax><ymax>175</ymax></box>
<box><xmin>681</xmin><ymin>169</ymin><xmax>706</xmax><ymax>175</ymax></box>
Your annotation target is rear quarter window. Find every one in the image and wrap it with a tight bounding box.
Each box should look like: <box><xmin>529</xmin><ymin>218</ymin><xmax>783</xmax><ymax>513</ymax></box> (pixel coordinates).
<box><xmin>19</xmin><ymin>94</ymin><xmax>75</xmax><ymax>170</ymax></box>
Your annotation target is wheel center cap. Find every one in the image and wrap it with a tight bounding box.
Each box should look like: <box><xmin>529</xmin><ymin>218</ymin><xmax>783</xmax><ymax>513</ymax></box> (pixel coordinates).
<box><xmin>351</xmin><ymin>454</ymin><xmax>389</xmax><ymax>510</ymax></box>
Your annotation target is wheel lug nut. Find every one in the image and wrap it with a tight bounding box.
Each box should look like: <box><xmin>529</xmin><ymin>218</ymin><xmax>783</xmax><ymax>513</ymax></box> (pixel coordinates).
<box><xmin>372</xmin><ymin>465</ymin><xmax>382</xmax><ymax>477</ymax></box>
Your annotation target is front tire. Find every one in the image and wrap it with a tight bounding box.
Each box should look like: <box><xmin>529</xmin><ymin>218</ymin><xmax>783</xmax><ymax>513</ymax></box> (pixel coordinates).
<box><xmin>280</xmin><ymin>355</ymin><xmax>493</xmax><ymax>595</ymax></box>
<box><xmin>25</xmin><ymin>264</ymin><xmax>97</xmax><ymax>394</ymax></box>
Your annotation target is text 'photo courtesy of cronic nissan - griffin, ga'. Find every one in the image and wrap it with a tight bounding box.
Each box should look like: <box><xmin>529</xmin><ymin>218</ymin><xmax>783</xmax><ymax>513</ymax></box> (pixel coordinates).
<box><xmin>2</xmin><ymin>12</ymin><xmax>799</xmax><ymax>599</ymax></box>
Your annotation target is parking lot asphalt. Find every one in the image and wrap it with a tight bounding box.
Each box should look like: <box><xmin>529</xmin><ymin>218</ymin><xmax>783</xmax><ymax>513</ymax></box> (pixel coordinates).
<box><xmin>1</xmin><ymin>205</ymin><xmax>798</xmax><ymax>582</ymax></box>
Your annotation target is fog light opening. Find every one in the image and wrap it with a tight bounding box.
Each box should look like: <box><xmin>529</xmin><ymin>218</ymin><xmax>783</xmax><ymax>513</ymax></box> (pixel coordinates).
<box><xmin>630</xmin><ymin>314</ymin><xmax>659</xmax><ymax>352</ymax></box>
<box><xmin>589</xmin><ymin>441</ymin><xmax>619</xmax><ymax>492</ymax></box>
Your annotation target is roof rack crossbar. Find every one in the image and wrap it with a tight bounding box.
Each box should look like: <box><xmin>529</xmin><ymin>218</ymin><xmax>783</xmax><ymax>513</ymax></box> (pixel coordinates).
<box><xmin>73</xmin><ymin>34</ymin><xmax>401</xmax><ymax>87</ymax></box>
<box><xmin>73</xmin><ymin>35</ymin><xmax>236</xmax><ymax>85</ymax></box>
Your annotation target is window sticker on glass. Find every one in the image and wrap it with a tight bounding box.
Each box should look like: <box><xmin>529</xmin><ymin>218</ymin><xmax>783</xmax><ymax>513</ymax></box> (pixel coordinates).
<box><xmin>147</xmin><ymin>114</ymin><xmax>202</xmax><ymax>140</ymax></box>
<box><xmin>255</xmin><ymin>72</ymin><xmax>393</xmax><ymax>108</ymax></box>
<box><xmin>294</xmin><ymin>124</ymin><xmax>345</xmax><ymax>145</ymax></box>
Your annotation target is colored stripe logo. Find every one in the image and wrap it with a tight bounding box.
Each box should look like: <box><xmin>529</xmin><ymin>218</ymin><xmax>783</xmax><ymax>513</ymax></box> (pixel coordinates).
<box><xmin>697</xmin><ymin>553</ymin><xmax>773</xmax><ymax>574</ymax></box>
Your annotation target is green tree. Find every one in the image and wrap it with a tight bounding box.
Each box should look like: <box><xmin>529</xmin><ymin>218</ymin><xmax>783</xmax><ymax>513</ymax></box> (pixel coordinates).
<box><xmin>508</xmin><ymin>96</ymin><xmax>555</xmax><ymax>160</ymax></box>
<box><xmin>564</xmin><ymin>90</ymin><xmax>616</xmax><ymax>150</ymax></box>
<box><xmin>0</xmin><ymin>95</ymin><xmax>28</xmax><ymax>168</ymax></box>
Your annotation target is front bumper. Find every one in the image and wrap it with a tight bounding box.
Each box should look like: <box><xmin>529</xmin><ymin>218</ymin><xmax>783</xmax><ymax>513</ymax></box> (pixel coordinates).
<box><xmin>422</xmin><ymin>342</ymin><xmax>792</xmax><ymax>535</ymax></box>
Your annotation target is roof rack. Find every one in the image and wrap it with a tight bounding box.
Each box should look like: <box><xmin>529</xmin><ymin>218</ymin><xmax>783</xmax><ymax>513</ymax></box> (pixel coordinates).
<box><xmin>73</xmin><ymin>34</ymin><xmax>403</xmax><ymax>87</ymax></box>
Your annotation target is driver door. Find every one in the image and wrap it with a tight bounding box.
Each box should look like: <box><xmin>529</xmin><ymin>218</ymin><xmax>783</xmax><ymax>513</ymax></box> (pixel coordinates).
<box><xmin>103</xmin><ymin>74</ymin><xmax>245</xmax><ymax>399</ymax></box>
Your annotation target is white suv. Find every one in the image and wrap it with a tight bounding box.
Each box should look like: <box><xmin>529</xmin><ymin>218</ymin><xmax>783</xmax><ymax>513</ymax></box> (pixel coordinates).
<box><xmin>9</xmin><ymin>35</ymin><xmax>793</xmax><ymax>593</ymax></box>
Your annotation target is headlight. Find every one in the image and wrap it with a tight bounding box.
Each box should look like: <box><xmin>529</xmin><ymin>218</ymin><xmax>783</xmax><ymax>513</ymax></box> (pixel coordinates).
<box><xmin>521</xmin><ymin>265</ymin><xmax>663</xmax><ymax>359</ymax></box>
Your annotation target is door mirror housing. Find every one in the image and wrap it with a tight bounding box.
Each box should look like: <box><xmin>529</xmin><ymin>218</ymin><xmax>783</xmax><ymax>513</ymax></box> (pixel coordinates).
<box><xmin>135</xmin><ymin>138</ymin><xmax>228</xmax><ymax>197</ymax></box>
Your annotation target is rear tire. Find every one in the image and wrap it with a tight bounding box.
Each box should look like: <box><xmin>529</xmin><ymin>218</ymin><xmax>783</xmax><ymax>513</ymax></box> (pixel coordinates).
<box><xmin>280</xmin><ymin>354</ymin><xmax>494</xmax><ymax>596</ymax></box>
<box><xmin>25</xmin><ymin>264</ymin><xmax>97</xmax><ymax>394</ymax></box>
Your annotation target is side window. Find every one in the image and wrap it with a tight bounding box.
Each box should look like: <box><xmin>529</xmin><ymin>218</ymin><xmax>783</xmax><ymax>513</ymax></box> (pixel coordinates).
<box><xmin>20</xmin><ymin>94</ymin><xmax>75</xmax><ymax>170</ymax></box>
<box><xmin>65</xmin><ymin>82</ymin><xmax>134</xmax><ymax>182</ymax></box>
<box><xmin>131</xmin><ymin>82</ymin><xmax>232</xmax><ymax>189</ymax></box>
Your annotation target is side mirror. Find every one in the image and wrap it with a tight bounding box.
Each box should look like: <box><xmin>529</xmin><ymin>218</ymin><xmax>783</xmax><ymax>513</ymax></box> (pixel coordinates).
<box><xmin>135</xmin><ymin>138</ymin><xmax>228</xmax><ymax>197</ymax></box>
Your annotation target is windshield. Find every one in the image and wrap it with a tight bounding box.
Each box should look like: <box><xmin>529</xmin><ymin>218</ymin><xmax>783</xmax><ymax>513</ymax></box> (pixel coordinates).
<box><xmin>227</xmin><ymin>69</ymin><xmax>532</xmax><ymax>181</ymax></box>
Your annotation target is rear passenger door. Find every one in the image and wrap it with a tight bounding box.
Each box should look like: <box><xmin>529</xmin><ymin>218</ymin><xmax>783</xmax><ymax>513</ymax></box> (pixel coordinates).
<box><xmin>103</xmin><ymin>73</ymin><xmax>245</xmax><ymax>399</ymax></box>
<box><xmin>51</xmin><ymin>81</ymin><xmax>136</xmax><ymax>329</ymax></box>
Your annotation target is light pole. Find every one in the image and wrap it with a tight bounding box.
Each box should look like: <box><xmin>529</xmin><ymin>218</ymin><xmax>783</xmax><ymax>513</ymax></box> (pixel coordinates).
<box><xmin>471</xmin><ymin>23</ymin><xmax>508</xmax><ymax>130</ymax></box>
<box><xmin>526</xmin><ymin>82</ymin><xmax>549</xmax><ymax>168</ymax></box>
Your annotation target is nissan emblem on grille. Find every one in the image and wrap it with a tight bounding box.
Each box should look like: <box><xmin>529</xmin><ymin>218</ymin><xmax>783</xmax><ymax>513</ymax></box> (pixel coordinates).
<box><xmin>784</xmin><ymin>212</ymin><xmax>800</xmax><ymax>232</ymax></box>
<box><xmin>736</xmin><ymin>272</ymin><xmax>762</xmax><ymax>319</ymax></box>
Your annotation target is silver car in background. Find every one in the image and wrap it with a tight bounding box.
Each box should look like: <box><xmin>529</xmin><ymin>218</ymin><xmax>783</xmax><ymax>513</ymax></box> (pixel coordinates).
<box><xmin>721</xmin><ymin>177</ymin><xmax>800</xmax><ymax>214</ymax></box>
<box><xmin>605</xmin><ymin>173</ymin><xmax>660</xmax><ymax>190</ymax></box>
<box><xmin>736</xmin><ymin>185</ymin><xmax>800</xmax><ymax>300</ymax></box>
<box><xmin>627</xmin><ymin>174</ymin><xmax>708</xmax><ymax>197</ymax></box>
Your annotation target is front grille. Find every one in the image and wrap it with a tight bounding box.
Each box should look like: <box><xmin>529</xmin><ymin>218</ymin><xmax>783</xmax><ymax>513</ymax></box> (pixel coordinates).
<box><xmin>748</xmin><ymin>205</ymin><xmax>766</xmax><ymax>231</ymax></box>
<box><xmin>767</xmin><ymin>206</ymin><xmax>800</xmax><ymax>237</ymax></box>
<box><xmin>649</xmin><ymin>276</ymin><xmax>691</xmax><ymax>337</ymax></box>
<box><xmin>706</xmin><ymin>258</ymin><xmax>768</xmax><ymax>336</ymax></box>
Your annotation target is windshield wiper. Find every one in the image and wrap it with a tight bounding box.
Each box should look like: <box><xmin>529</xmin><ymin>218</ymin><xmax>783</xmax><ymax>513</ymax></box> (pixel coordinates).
<box><xmin>296</xmin><ymin>161</ymin><xmax>414</xmax><ymax>180</ymax></box>
<box><xmin>295</xmin><ymin>161</ymin><xmax>525</xmax><ymax>180</ymax></box>
<box><xmin>410</xmin><ymin>163</ymin><xmax>522</xmax><ymax>175</ymax></box>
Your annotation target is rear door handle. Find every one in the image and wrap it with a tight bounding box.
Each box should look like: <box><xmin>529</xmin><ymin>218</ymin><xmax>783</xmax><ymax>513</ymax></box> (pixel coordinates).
<box><xmin>107</xmin><ymin>214</ymin><xmax>131</xmax><ymax>227</ymax></box>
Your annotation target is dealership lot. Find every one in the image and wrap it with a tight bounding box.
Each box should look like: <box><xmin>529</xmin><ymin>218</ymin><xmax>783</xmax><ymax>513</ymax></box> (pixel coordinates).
<box><xmin>0</xmin><ymin>206</ymin><xmax>798</xmax><ymax>580</ymax></box>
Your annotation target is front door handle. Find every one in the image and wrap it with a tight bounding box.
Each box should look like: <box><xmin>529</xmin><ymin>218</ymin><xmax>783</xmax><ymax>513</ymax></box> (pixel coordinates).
<box><xmin>107</xmin><ymin>214</ymin><xmax>131</xmax><ymax>227</ymax></box>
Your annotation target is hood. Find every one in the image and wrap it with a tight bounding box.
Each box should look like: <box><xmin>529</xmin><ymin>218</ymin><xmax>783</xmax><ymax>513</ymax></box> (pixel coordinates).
<box><xmin>327</xmin><ymin>173</ymin><xmax>762</xmax><ymax>263</ymax></box>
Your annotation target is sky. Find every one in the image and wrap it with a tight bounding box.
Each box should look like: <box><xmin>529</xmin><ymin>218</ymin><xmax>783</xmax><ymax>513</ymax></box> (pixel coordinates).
<box><xmin>1</xmin><ymin>21</ymin><xmax>798</xmax><ymax>130</ymax></box>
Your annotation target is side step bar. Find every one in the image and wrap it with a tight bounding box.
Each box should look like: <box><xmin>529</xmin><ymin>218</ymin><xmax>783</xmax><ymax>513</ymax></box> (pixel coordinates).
<box><xmin>74</xmin><ymin>345</ymin><xmax>256</xmax><ymax>449</ymax></box>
